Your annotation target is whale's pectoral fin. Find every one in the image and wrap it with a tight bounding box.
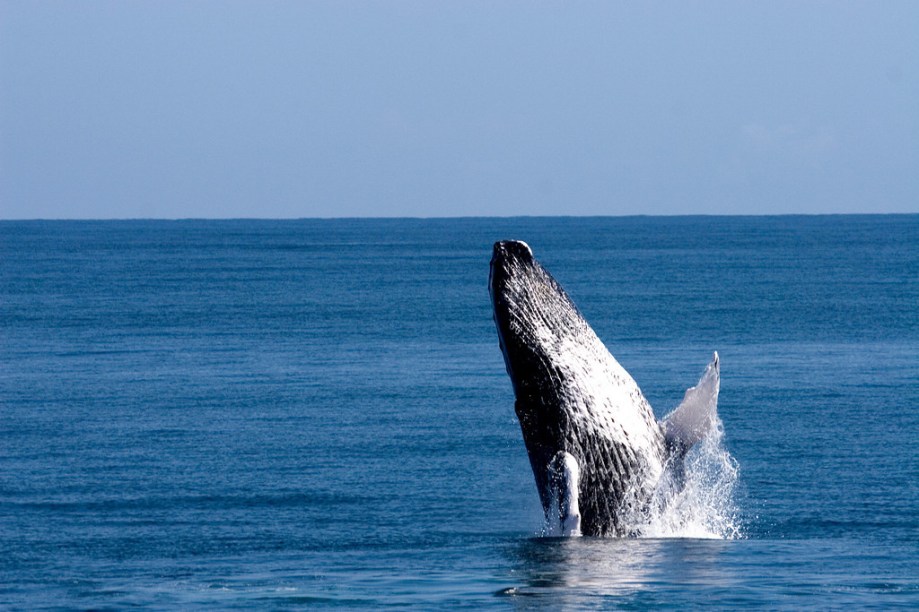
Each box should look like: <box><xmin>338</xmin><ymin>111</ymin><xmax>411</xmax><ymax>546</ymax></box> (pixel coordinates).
<box><xmin>546</xmin><ymin>451</ymin><xmax>582</xmax><ymax>536</ymax></box>
<box><xmin>661</xmin><ymin>352</ymin><xmax>720</xmax><ymax>457</ymax></box>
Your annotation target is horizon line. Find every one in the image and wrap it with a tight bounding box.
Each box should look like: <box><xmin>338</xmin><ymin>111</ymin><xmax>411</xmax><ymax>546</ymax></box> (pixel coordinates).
<box><xmin>2</xmin><ymin>212</ymin><xmax>917</xmax><ymax>222</ymax></box>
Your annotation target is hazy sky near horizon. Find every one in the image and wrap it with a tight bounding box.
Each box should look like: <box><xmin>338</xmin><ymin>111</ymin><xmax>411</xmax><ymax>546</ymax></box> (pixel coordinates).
<box><xmin>1</xmin><ymin>2</ymin><xmax>917</xmax><ymax>219</ymax></box>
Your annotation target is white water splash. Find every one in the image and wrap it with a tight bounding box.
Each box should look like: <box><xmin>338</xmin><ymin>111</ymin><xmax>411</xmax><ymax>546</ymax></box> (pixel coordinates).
<box><xmin>623</xmin><ymin>418</ymin><xmax>742</xmax><ymax>539</ymax></box>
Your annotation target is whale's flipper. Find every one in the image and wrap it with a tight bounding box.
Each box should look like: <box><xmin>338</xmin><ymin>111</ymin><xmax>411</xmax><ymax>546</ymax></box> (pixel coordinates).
<box><xmin>662</xmin><ymin>352</ymin><xmax>720</xmax><ymax>457</ymax></box>
<box><xmin>546</xmin><ymin>451</ymin><xmax>582</xmax><ymax>536</ymax></box>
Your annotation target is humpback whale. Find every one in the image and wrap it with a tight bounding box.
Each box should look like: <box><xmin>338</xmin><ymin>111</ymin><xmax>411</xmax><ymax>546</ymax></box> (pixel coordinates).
<box><xmin>490</xmin><ymin>240</ymin><xmax>720</xmax><ymax>537</ymax></box>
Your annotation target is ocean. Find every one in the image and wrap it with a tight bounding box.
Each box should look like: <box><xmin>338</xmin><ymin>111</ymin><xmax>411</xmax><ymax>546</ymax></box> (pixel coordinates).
<box><xmin>1</xmin><ymin>216</ymin><xmax>916</xmax><ymax>609</ymax></box>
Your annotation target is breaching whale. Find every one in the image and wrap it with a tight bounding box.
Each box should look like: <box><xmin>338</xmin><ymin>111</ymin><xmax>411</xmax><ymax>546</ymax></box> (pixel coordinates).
<box><xmin>489</xmin><ymin>240</ymin><xmax>720</xmax><ymax>537</ymax></box>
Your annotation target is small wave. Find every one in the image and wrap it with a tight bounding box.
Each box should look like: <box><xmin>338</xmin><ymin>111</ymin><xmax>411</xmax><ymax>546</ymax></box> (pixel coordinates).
<box><xmin>1</xmin><ymin>491</ymin><xmax>377</xmax><ymax>513</ymax></box>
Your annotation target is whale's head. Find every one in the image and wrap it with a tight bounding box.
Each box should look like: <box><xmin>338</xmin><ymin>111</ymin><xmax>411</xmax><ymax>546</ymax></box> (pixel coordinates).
<box><xmin>489</xmin><ymin>240</ymin><xmax>584</xmax><ymax>402</ymax></box>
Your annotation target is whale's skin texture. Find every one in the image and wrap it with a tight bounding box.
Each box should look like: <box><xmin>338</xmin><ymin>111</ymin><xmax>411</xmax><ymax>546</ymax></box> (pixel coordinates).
<box><xmin>489</xmin><ymin>240</ymin><xmax>669</xmax><ymax>537</ymax></box>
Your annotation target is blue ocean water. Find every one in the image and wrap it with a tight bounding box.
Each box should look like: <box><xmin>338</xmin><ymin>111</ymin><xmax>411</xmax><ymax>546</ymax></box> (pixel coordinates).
<box><xmin>1</xmin><ymin>216</ymin><xmax>917</xmax><ymax>609</ymax></box>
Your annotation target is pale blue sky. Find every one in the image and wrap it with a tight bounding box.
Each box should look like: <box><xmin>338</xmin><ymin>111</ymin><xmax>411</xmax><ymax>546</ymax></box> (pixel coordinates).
<box><xmin>1</xmin><ymin>1</ymin><xmax>917</xmax><ymax>218</ymax></box>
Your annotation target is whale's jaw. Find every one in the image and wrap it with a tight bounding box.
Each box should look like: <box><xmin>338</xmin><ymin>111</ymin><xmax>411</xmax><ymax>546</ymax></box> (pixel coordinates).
<box><xmin>490</xmin><ymin>240</ymin><xmax>668</xmax><ymax>536</ymax></box>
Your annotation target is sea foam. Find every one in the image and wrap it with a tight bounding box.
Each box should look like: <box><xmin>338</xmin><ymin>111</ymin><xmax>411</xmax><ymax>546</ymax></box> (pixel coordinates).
<box><xmin>627</xmin><ymin>418</ymin><xmax>742</xmax><ymax>539</ymax></box>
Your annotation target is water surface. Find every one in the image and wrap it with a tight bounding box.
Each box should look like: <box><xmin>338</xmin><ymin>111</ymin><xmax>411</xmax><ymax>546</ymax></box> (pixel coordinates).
<box><xmin>1</xmin><ymin>216</ymin><xmax>917</xmax><ymax>608</ymax></box>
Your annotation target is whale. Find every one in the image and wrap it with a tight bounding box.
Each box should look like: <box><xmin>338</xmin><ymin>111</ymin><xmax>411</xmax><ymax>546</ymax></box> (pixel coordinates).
<box><xmin>489</xmin><ymin>240</ymin><xmax>720</xmax><ymax>537</ymax></box>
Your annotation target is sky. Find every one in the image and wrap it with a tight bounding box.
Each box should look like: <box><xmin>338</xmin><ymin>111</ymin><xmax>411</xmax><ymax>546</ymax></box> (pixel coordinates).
<box><xmin>1</xmin><ymin>1</ymin><xmax>917</xmax><ymax>219</ymax></box>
